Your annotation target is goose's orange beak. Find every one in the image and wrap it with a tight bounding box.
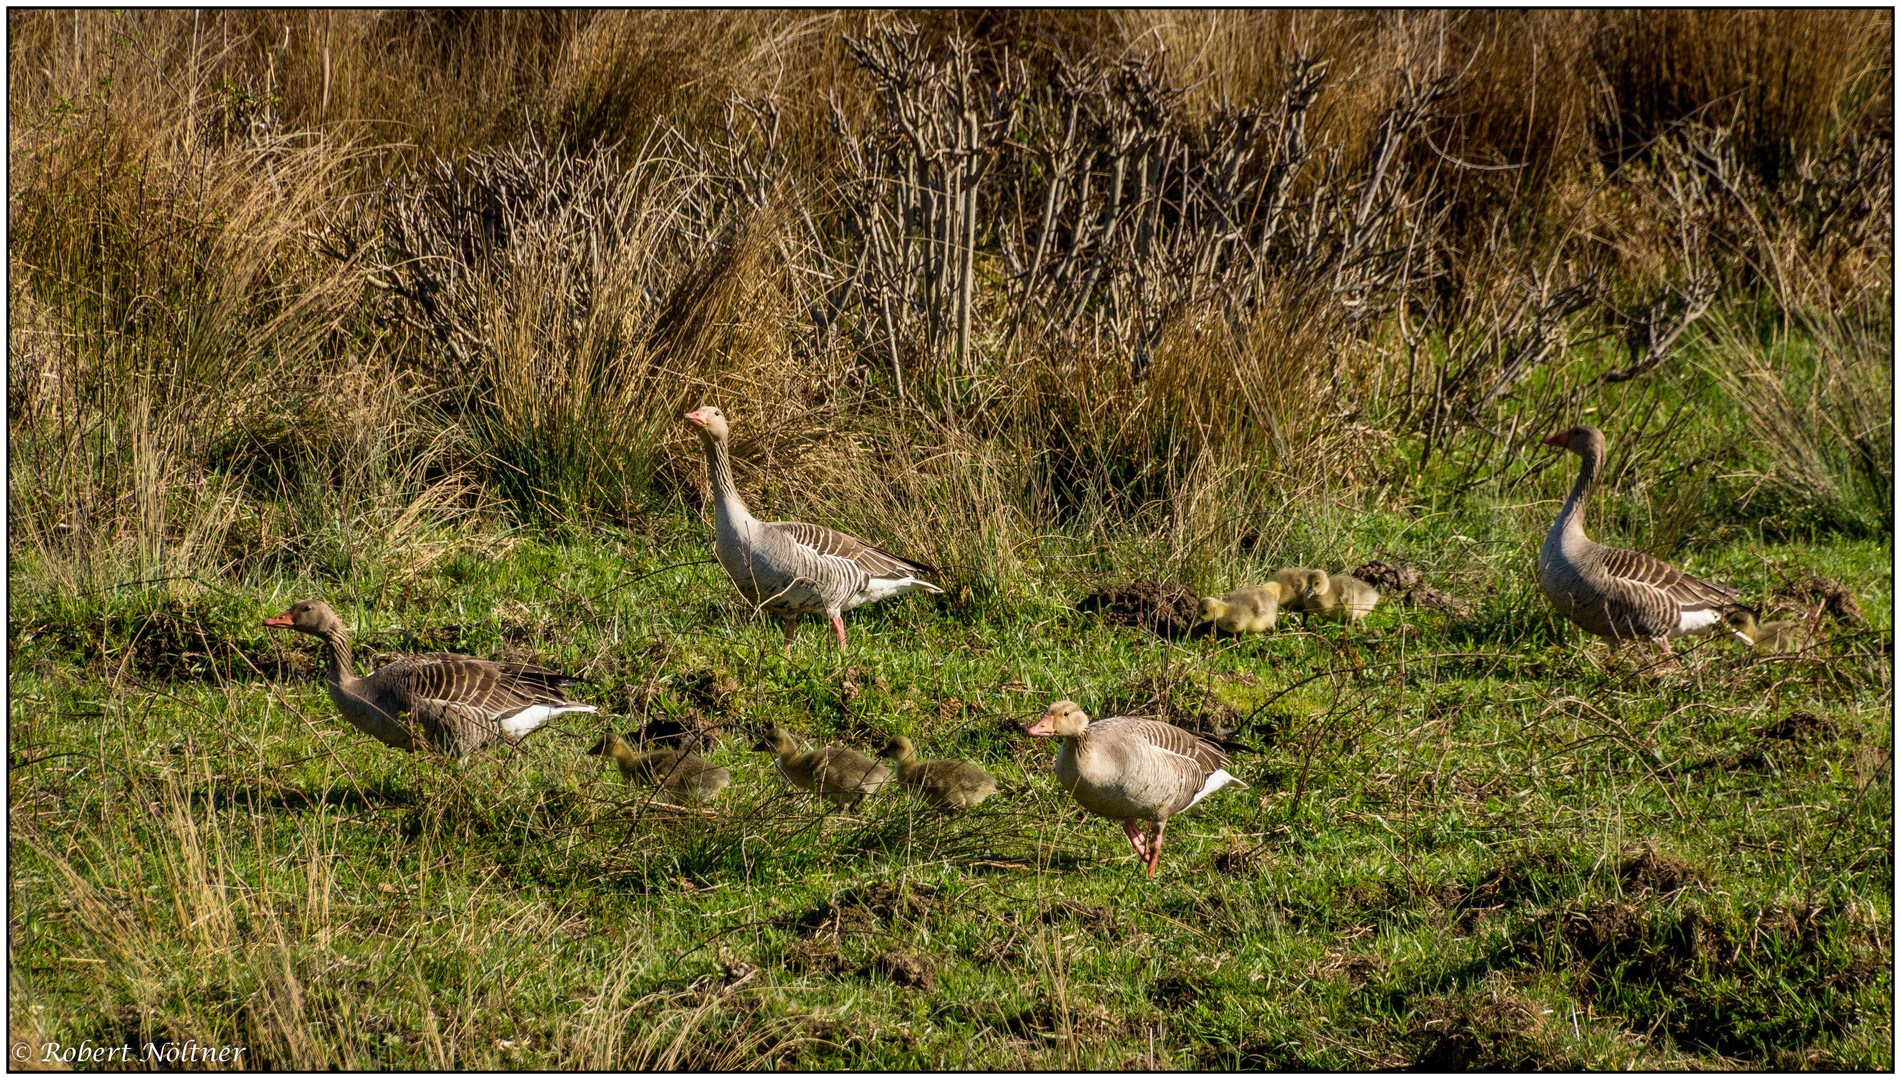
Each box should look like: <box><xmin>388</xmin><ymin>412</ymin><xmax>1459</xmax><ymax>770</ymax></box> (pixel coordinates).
<box><xmin>262</xmin><ymin>610</ymin><xmax>294</xmax><ymax>629</ymax></box>
<box><xmin>1542</xmin><ymin>431</ymin><xmax>1568</xmax><ymax>448</ymax></box>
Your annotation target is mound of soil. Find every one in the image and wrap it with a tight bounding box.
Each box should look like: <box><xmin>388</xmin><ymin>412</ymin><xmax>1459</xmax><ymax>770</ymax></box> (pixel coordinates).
<box><xmin>787</xmin><ymin>882</ymin><xmax>943</xmax><ymax>938</ymax></box>
<box><xmin>1410</xmin><ymin>991</ymin><xmax>1556</xmax><ymax>1070</ymax></box>
<box><xmin>1076</xmin><ymin>579</ymin><xmax>1201</xmax><ymax>639</ymax></box>
<box><xmin>1759</xmin><ymin>710</ymin><xmax>1843</xmax><ymax>744</ymax></box>
<box><xmin>1771</xmin><ymin>572</ymin><xmax>1865</xmax><ymax>626</ymax></box>
<box><xmin>1620</xmin><ymin>844</ymin><xmax>1711</xmax><ymax>896</ymax></box>
<box><xmin>1352</xmin><ymin>560</ymin><xmax>1474</xmax><ymax>618</ymax></box>
<box><xmin>1036</xmin><ymin>899</ymin><xmax>1121</xmax><ymax>935</ymax></box>
<box><xmin>870</xmin><ymin>950</ymin><xmax>937</xmax><ymax>992</ymax></box>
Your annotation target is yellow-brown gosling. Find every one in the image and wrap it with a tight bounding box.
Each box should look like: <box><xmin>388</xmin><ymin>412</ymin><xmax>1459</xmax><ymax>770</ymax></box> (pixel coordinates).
<box><xmin>879</xmin><ymin>735</ymin><xmax>998</xmax><ymax>809</ymax></box>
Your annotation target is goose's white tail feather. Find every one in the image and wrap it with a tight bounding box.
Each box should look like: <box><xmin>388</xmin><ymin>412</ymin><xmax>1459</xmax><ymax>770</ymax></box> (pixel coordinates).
<box><xmin>499</xmin><ymin>702</ymin><xmax>596</xmax><ymax>737</ymax></box>
<box><xmin>1183</xmin><ymin>768</ymin><xmax>1247</xmax><ymax>811</ymax></box>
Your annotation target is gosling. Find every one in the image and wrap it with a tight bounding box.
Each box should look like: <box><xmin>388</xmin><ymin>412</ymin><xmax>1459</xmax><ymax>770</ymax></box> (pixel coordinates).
<box><xmin>1195</xmin><ymin>586</ymin><xmax>1280</xmax><ymax>635</ymax></box>
<box><xmin>1268</xmin><ymin>567</ymin><xmax>1324</xmax><ymax>611</ymax></box>
<box><xmin>756</xmin><ymin>726</ymin><xmax>891</xmax><ymax>809</ymax></box>
<box><xmin>1300</xmin><ymin>570</ymin><xmax>1381</xmax><ymax>624</ymax></box>
<box><xmin>588</xmin><ymin>733</ymin><xmax>730</xmax><ymax>803</ymax></box>
<box><xmin>1724</xmin><ymin>609</ymin><xmax>1810</xmax><ymax>655</ymax></box>
<box><xmin>878</xmin><ymin>735</ymin><xmax>997</xmax><ymax>809</ymax></box>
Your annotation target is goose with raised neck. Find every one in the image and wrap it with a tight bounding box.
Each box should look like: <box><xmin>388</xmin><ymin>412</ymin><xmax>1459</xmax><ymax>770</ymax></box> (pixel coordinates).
<box><xmin>684</xmin><ymin>405</ymin><xmax>942</xmax><ymax>649</ymax></box>
<box><xmin>1539</xmin><ymin>425</ymin><xmax>1737</xmax><ymax>650</ymax></box>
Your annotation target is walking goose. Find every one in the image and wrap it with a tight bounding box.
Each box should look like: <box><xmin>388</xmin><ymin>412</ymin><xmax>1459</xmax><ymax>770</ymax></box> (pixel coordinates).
<box><xmin>878</xmin><ymin>735</ymin><xmax>997</xmax><ymax>808</ymax></box>
<box><xmin>684</xmin><ymin>406</ymin><xmax>942</xmax><ymax>649</ymax></box>
<box><xmin>1299</xmin><ymin>571</ymin><xmax>1381</xmax><ymax>624</ymax></box>
<box><xmin>1196</xmin><ymin>586</ymin><xmax>1279</xmax><ymax>635</ymax></box>
<box><xmin>1027</xmin><ymin>700</ymin><xmax>1247</xmax><ymax>878</ymax></box>
<box><xmin>262</xmin><ymin>600</ymin><xmax>595</xmax><ymax>760</ymax></box>
<box><xmin>587</xmin><ymin>732</ymin><xmax>731</xmax><ymax>802</ymax></box>
<box><xmin>1724</xmin><ymin>609</ymin><xmax>1811</xmax><ymax>655</ymax></box>
<box><xmin>755</xmin><ymin>726</ymin><xmax>891</xmax><ymax>809</ymax></box>
<box><xmin>1540</xmin><ymin>425</ymin><xmax>1738</xmax><ymax>650</ymax></box>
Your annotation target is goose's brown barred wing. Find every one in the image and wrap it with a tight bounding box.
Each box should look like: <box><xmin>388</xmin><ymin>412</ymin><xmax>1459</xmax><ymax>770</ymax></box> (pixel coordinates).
<box><xmin>773</xmin><ymin>521</ymin><xmax>937</xmax><ymax>578</ymax></box>
<box><xmin>1090</xmin><ymin>714</ymin><xmax>1232</xmax><ymax>775</ymax></box>
<box><xmin>1595</xmin><ymin>546</ymin><xmax>1739</xmax><ymax>610</ymax></box>
<box><xmin>408</xmin><ymin>652</ymin><xmax>582</xmax><ymax>691</ymax></box>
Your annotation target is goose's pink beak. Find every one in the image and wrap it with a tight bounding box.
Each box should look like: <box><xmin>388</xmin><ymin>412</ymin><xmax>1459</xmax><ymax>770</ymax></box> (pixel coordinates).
<box><xmin>683</xmin><ymin>408</ymin><xmax>709</xmax><ymax>428</ymax></box>
<box><xmin>1026</xmin><ymin>713</ymin><xmax>1056</xmax><ymax>736</ymax></box>
<box><xmin>1542</xmin><ymin>431</ymin><xmax>1567</xmax><ymax>448</ymax></box>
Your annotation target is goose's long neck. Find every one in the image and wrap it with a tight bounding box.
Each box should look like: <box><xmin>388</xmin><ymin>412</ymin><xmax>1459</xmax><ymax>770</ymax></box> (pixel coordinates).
<box><xmin>317</xmin><ymin>627</ymin><xmax>356</xmax><ymax>689</ymax></box>
<box><xmin>1551</xmin><ymin>442</ymin><xmax>1600</xmax><ymax>543</ymax></box>
<box><xmin>699</xmin><ymin>434</ymin><xmax>753</xmax><ymax>530</ymax></box>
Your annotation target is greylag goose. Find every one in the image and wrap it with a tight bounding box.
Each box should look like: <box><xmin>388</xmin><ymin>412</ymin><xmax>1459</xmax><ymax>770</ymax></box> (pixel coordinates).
<box><xmin>1299</xmin><ymin>571</ymin><xmax>1380</xmax><ymax>624</ymax></box>
<box><xmin>878</xmin><ymin>735</ymin><xmax>997</xmax><ymax>808</ymax></box>
<box><xmin>262</xmin><ymin>600</ymin><xmax>595</xmax><ymax>760</ymax></box>
<box><xmin>1268</xmin><ymin>567</ymin><xmax>1322</xmax><ymax>610</ymax></box>
<box><xmin>684</xmin><ymin>406</ymin><xmax>942</xmax><ymax>649</ymax></box>
<box><xmin>1027</xmin><ymin>700</ymin><xmax>1247</xmax><ymax>878</ymax></box>
<box><xmin>1540</xmin><ymin>425</ymin><xmax>1738</xmax><ymax>650</ymax></box>
<box><xmin>1724</xmin><ymin>609</ymin><xmax>1811</xmax><ymax>655</ymax></box>
<box><xmin>587</xmin><ymin>732</ymin><xmax>731</xmax><ymax>802</ymax></box>
<box><xmin>755</xmin><ymin>726</ymin><xmax>891</xmax><ymax>809</ymax></box>
<box><xmin>1195</xmin><ymin>586</ymin><xmax>1279</xmax><ymax>634</ymax></box>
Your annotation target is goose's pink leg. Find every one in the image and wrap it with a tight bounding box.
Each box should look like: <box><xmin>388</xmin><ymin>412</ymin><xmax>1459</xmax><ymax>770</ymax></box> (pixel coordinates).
<box><xmin>1121</xmin><ymin>819</ymin><xmax>1151</xmax><ymax>862</ymax></box>
<box><xmin>830</xmin><ymin>613</ymin><xmax>848</xmax><ymax>650</ymax></box>
<box><xmin>782</xmin><ymin>616</ymin><xmax>798</xmax><ymax>645</ymax></box>
<box><xmin>1146</xmin><ymin>820</ymin><xmax>1168</xmax><ymax>877</ymax></box>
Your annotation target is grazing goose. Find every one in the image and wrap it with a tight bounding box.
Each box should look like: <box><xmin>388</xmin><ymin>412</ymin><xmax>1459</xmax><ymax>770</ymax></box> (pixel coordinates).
<box><xmin>684</xmin><ymin>406</ymin><xmax>942</xmax><ymax>649</ymax></box>
<box><xmin>1195</xmin><ymin>586</ymin><xmax>1279</xmax><ymax>635</ymax></box>
<box><xmin>756</xmin><ymin>726</ymin><xmax>891</xmax><ymax>809</ymax></box>
<box><xmin>262</xmin><ymin>600</ymin><xmax>594</xmax><ymax>760</ymax></box>
<box><xmin>878</xmin><ymin>735</ymin><xmax>997</xmax><ymax>809</ymax></box>
<box><xmin>1300</xmin><ymin>571</ymin><xmax>1381</xmax><ymax>624</ymax></box>
<box><xmin>587</xmin><ymin>732</ymin><xmax>731</xmax><ymax>803</ymax></box>
<box><xmin>1540</xmin><ymin>425</ymin><xmax>1738</xmax><ymax>651</ymax></box>
<box><xmin>1268</xmin><ymin>567</ymin><xmax>1321</xmax><ymax>610</ymax></box>
<box><xmin>1027</xmin><ymin>700</ymin><xmax>1247</xmax><ymax>878</ymax></box>
<box><xmin>1724</xmin><ymin>609</ymin><xmax>1812</xmax><ymax>655</ymax></box>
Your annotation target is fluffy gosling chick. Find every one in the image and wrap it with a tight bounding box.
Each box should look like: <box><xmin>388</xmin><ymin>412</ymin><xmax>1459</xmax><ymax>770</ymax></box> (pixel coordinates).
<box><xmin>1724</xmin><ymin>609</ymin><xmax>1811</xmax><ymax>654</ymax></box>
<box><xmin>1301</xmin><ymin>571</ymin><xmax>1381</xmax><ymax>624</ymax></box>
<box><xmin>755</xmin><ymin>726</ymin><xmax>890</xmax><ymax>809</ymax></box>
<box><xmin>1196</xmin><ymin>586</ymin><xmax>1280</xmax><ymax>635</ymax></box>
<box><xmin>588</xmin><ymin>733</ymin><xmax>730</xmax><ymax>803</ymax></box>
<box><xmin>1268</xmin><ymin>567</ymin><xmax>1324</xmax><ymax>610</ymax></box>
<box><xmin>878</xmin><ymin>735</ymin><xmax>997</xmax><ymax>809</ymax></box>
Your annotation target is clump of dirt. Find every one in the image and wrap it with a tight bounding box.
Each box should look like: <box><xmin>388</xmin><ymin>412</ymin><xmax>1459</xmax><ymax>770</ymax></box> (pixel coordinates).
<box><xmin>1076</xmin><ymin>579</ymin><xmax>1201</xmax><ymax>640</ymax></box>
<box><xmin>1458</xmin><ymin>846</ymin><xmax>1586</xmax><ymax>914</ymax></box>
<box><xmin>1619</xmin><ymin>844</ymin><xmax>1711</xmax><ymax>897</ymax></box>
<box><xmin>679</xmin><ymin>667</ymin><xmax>740</xmax><ymax>713</ymax></box>
<box><xmin>998</xmin><ymin>993</ymin><xmax>1127</xmax><ymax>1042</ymax></box>
<box><xmin>782</xmin><ymin>939</ymin><xmax>855</xmax><ymax>977</ymax></box>
<box><xmin>1147</xmin><ymin>971</ymin><xmax>1205</xmax><ymax>1008</ymax></box>
<box><xmin>1036</xmin><ymin>899</ymin><xmax>1121</xmax><ymax>935</ymax></box>
<box><xmin>1505</xmin><ymin>895</ymin><xmax>1886</xmax><ymax>1060</ymax></box>
<box><xmin>633</xmin><ymin>714</ymin><xmax>728</xmax><ymax>749</ymax></box>
<box><xmin>1771</xmin><ymin>571</ymin><xmax>1865</xmax><ymax>626</ymax></box>
<box><xmin>1759</xmin><ymin>710</ymin><xmax>1844</xmax><ymax>744</ymax></box>
<box><xmin>1213</xmin><ymin>841</ymin><xmax>1261</xmax><ymax>876</ymax></box>
<box><xmin>869</xmin><ymin>950</ymin><xmax>937</xmax><ymax>993</ymax></box>
<box><xmin>1312</xmin><ymin>950</ymin><xmax>1387</xmax><ymax>989</ymax></box>
<box><xmin>1409</xmin><ymin>990</ymin><xmax>1559</xmax><ymax>1070</ymax></box>
<box><xmin>787</xmin><ymin>882</ymin><xmax>943</xmax><ymax>939</ymax></box>
<box><xmin>1352</xmin><ymin>560</ymin><xmax>1475</xmax><ymax>618</ymax></box>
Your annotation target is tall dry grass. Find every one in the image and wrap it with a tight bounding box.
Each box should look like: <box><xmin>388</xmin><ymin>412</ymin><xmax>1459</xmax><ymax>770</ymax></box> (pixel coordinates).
<box><xmin>7</xmin><ymin>10</ymin><xmax>1891</xmax><ymax>599</ymax></box>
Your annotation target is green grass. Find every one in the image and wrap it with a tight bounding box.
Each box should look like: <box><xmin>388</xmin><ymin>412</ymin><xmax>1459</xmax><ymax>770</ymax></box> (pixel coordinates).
<box><xmin>7</xmin><ymin>506</ymin><xmax>1892</xmax><ymax>1069</ymax></box>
